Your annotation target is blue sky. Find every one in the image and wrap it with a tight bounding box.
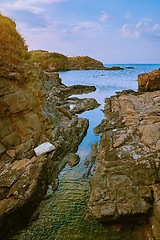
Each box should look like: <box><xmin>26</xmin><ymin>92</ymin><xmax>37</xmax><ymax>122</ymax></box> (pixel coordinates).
<box><xmin>1</xmin><ymin>0</ymin><xmax>160</xmax><ymax>63</ymax></box>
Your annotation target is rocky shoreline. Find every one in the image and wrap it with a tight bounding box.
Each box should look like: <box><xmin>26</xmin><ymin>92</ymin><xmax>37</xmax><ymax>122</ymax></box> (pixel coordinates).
<box><xmin>1</xmin><ymin>13</ymin><xmax>160</xmax><ymax>240</ymax></box>
<box><xmin>87</xmin><ymin>68</ymin><xmax>160</xmax><ymax>239</ymax></box>
<box><xmin>0</xmin><ymin>67</ymin><xmax>99</xmax><ymax>239</ymax></box>
<box><xmin>1</xmin><ymin>67</ymin><xmax>159</xmax><ymax>239</ymax></box>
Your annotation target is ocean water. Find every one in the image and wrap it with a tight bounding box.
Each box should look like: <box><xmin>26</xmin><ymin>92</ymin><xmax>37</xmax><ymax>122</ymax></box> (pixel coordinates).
<box><xmin>13</xmin><ymin>64</ymin><xmax>159</xmax><ymax>240</ymax></box>
<box><xmin>60</xmin><ymin>64</ymin><xmax>160</xmax><ymax>106</ymax></box>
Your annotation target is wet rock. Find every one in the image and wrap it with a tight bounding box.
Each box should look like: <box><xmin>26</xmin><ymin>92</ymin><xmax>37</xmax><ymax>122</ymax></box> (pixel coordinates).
<box><xmin>62</xmin><ymin>84</ymin><xmax>96</xmax><ymax>96</ymax></box>
<box><xmin>104</xmin><ymin>66</ymin><xmax>124</xmax><ymax>70</ymax></box>
<box><xmin>138</xmin><ymin>68</ymin><xmax>160</xmax><ymax>92</ymax></box>
<box><xmin>125</xmin><ymin>67</ymin><xmax>134</xmax><ymax>69</ymax></box>
<box><xmin>68</xmin><ymin>97</ymin><xmax>100</xmax><ymax>115</ymax></box>
<box><xmin>87</xmin><ymin>90</ymin><xmax>160</xmax><ymax>239</ymax></box>
<box><xmin>65</xmin><ymin>153</ymin><xmax>80</xmax><ymax>167</ymax></box>
<box><xmin>84</xmin><ymin>142</ymin><xmax>98</xmax><ymax>177</ymax></box>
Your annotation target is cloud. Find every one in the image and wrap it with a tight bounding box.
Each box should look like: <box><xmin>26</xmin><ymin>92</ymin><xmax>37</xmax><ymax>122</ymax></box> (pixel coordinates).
<box><xmin>0</xmin><ymin>0</ymin><xmax>44</xmax><ymax>14</ymax></box>
<box><xmin>122</xmin><ymin>24</ymin><xmax>135</xmax><ymax>38</ymax></box>
<box><xmin>0</xmin><ymin>0</ymin><xmax>66</xmax><ymax>15</ymax></box>
<box><xmin>153</xmin><ymin>24</ymin><xmax>160</xmax><ymax>37</ymax></box>
<box><xmin>17</xmin><ymin>19</ymin><xmax>68</xmax><ymax>36</ymax></box>
<box><xmin>125</xmin><ymin>10</ymin><xmax>130</xmax><ymax>19</ymax></box>
<box><xmin>17</xmin><ymin>18</ymin><xmax>69</xmax><ymax>48</ymax></box>
<box><xmin>73</xmin><ymin>21</ymin><xmax>102</xmax><ymax>33</ymax></box>
<box><xmin>100</xmin><ymin>11</ymin><xmax>114</xmax><ymax>22</ymax></box>
<box><xmin>27</xmin><ymin>0</ymin><xmax>66</xmax><ymax>3</ymax></box>
<box><xmin>122</xmin><ymin>19</ymin><xmax>160</xmax><ymax>41</ymax></box>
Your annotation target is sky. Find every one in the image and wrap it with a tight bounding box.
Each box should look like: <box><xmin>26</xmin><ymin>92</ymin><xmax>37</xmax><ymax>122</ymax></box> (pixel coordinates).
<box><xmin>1</xmin><ymin>0</ymin><xmax>160</xmax><ymax>64</ymax></box>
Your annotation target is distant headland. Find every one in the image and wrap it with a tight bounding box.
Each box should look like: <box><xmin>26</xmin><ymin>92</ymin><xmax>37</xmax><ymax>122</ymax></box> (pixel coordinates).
<box><xmin>30</xmin><ymin>50</ymin><xmax>124</xmax><ymax>72</ymax></box>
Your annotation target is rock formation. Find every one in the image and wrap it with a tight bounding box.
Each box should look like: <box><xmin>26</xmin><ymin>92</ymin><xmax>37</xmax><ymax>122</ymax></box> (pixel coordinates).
<box><xmin>87</xmin><ymin>69</ymin><xmax>160</xmax><ymax>239</ymax></box>
<box><xmin>138</xmin><ymin>68</ymin><xmax>160</xmax><ymax>92</ymax></box>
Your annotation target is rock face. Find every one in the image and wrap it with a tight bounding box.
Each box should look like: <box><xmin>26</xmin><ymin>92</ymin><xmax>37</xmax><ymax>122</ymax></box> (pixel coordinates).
<box><xmin>87</xmin><ymin>89</ymin><xmax>160</xmax><ymax>238</ymax></box>
<box><xmin>138</xmin><ymin>68</ymin><xmax>160</xmax><ymax>92</ymax></box>
<box><xmin>0</xmin><ymin>66</ymin><xmax>100</xmax><ymax>238</ymax></box>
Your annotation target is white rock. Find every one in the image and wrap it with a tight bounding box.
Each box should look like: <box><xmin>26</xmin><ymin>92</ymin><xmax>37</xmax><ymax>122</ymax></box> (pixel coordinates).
<box><xmin>34</xmin><ymin>142</ymin><xmax>55</xmax><ymax>156</ymax></box>
<box><xmin>70</xmin><ymin>104</ymin><xmax>75</xmax><ymax>110</ymax></box>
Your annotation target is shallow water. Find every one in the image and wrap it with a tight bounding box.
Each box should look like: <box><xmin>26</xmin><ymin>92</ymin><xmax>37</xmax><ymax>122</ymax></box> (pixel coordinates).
<box><xmin>12</xmin><ymin>64</ymin><xmax>159</xmax><ymax>240</ymax></box>
<box><xmin>12</xmin><ymin>165</ymin><xmax>134</xmax><ymax>240</ymax></box>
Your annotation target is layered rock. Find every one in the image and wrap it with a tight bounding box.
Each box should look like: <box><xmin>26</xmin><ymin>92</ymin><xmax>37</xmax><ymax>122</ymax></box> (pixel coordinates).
<box><xmin>0</xmin><ymin>66</ymin><xmax>100</xmax><ymax>238</ymax></box>
<box><xmin>138</xmin><ymin>67</ymin><xmax>160</xmax><ymax>92</ymax></box>
<box><xmin>87</xmin><ymin>89</ymin><xmax>160</xmax><ymax>238</ymax></box>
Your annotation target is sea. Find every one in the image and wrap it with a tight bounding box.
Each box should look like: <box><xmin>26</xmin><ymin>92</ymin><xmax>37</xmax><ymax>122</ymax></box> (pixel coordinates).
<box><xmin>13</xmin><ymin>64</ymin><xmax>159</xmax><ymax>240</ymax></box>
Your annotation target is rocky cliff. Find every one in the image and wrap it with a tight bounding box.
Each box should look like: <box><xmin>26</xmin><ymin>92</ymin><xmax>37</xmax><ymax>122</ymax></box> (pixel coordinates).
<box><xmin>0</xmin><ymin>14</ymin><xmax>100</xmax><ymax>239</ymax></box>
<box><xmin>87</xmin><ymin>69</ymin><xmax>160</xmax><ymax>239</ymax></box>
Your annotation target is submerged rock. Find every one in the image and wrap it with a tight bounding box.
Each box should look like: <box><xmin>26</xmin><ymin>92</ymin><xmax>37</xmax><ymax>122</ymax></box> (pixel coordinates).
<box><xmin>65</xmin><ymin>153</ymin><xmax>80</xmax><ymax>168</ymax></box>
<box><xmin>87</xmin><ymin>89</ymin><xmax>160</xmax><ymax>238</ymax></box>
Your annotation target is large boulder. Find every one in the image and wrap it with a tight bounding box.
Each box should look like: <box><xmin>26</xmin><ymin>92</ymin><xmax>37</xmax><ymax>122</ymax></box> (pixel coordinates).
<box><xmin>138</xmin><ymin>68</ymin><xmax>160</xmax><ymax>92</ymax></box>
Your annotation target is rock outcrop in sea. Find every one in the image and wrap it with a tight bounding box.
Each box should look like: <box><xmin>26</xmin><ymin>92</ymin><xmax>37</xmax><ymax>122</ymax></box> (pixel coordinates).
<box><xmin>138</xmin><ymin>68</ymin><xmax>160</xmax><ymax>92</ymax></box>
<box><xmin>87</xmin><ymin>69</ymin><xmax>160</xmax><ymax>239</ymax></box>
